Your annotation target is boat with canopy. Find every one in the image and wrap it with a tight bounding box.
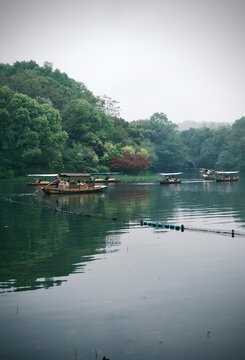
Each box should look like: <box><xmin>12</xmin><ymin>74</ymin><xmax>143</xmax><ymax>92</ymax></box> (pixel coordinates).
<box><xmin>215</xmin><ymin>171</ymin><xmax>239</xmax><ymax>182</ymax></box>
<box><xmin>90</xmin><ymin>172</ymin><xmax>122</xmax><ymax>183</ymax></box>
<box><xmin>160</xmin><ymin>172</ymin><xmax>183</xmax><ymax>184</ymax></box>
<box><xmin>42</xmin><ymin>173</ymin><xmax>107</xmax><ymax>194</ymax></box>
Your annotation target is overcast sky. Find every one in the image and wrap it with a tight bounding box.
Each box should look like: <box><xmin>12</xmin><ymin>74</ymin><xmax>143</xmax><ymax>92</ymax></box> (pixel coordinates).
<box><xmin>0</xmin><ymin>0</ymin><xmax>244</xmax><ymax>124</ymax></box>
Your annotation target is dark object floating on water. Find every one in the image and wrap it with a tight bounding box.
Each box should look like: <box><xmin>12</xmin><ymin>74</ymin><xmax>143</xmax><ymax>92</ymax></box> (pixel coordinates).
<box><xmin>141</xmin><ymin>219</ymin><xmax>184</xmax><ymax>232</ymax></box>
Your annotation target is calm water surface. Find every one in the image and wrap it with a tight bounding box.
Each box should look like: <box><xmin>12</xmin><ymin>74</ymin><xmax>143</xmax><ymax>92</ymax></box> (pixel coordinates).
<box><xmin>1</xmin><ymin>174</ymin><xmax>245</xmax><ymax>360</ymax></box>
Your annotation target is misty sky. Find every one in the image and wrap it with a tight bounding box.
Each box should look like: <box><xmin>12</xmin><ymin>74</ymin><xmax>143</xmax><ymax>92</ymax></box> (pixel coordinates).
<box><xmin>0</xmin><ymin>0</ymin><xmax>244</xmax><ymax>124</ymax></box>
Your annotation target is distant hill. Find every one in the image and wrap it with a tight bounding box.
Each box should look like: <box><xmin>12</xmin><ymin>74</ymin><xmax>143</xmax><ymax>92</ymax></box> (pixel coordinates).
<box><xmin>177</xmin><ymin>120</ymin><xmax>232</xmax><ymax>131</ymax></box>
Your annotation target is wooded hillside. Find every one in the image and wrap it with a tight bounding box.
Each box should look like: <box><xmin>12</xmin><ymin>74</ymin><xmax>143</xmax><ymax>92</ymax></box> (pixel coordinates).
<box><xmin>0</xmin><ymin>61</ymin><xmax>244</xmax><ymax>178</ymax></box>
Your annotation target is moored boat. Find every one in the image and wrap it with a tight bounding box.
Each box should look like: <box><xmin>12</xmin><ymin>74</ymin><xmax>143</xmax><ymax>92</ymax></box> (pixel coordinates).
<box><xmin>90</xmin><ymin>173</ymin><xmax>122</xmax><ymax>184</ymax></box>
<box><xmin>215</xmin><ymin>171</ymin><xmax>239</xmax><ymax>182</ymax></box>
<box><xmin>42</xmin><ymin>173</ymin><xmax>107</xmax><ymax>194</ymax></box>
<box><xmin>92</xmin><ymin>178</ymin><xmax>122</xmax><ymax>184</ymax></box>
<box><xmin>27</xmin><ymin>174</ymin><xmax>57</xmax><ymax>186</ymax></box>
<box><xmin>160</xmin><ymin>172</ymin><xmax>183</xmax><ymax>184</ymax></box>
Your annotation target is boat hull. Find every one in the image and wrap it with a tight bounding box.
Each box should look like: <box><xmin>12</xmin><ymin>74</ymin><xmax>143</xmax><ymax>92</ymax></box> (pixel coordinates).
<box><xmin>93</xmin><ymin>179</ymin><xmax>122</xmax><ymax>184</ymax></box>
<box><xmin>27</xmin><ymin>181</ymin><xmax>50</xmax><ymax>186</ymax></box>
<box><xmin>160</xmin><ymin>180</ymin><xmax>181</xmax><ymax>184</ymax></box>
<box><xmin>216</xmin><ymin>177</ymin><xmax>239</xmax><ymax>182</ymax></box>
<box><xmin>202</xmin><ymin>175</ymin><xmax>215</xmax><ymax>180</ymax></box>
<box><xmin>43</xmin><ymin>185</ymin><xmax>107</xmax><ymax>194</ymax></box>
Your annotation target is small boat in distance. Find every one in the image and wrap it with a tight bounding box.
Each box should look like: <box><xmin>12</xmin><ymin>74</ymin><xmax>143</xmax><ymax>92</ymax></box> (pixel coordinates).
<box><xmin>42</xmin><ymin>173</ymin><xmax>107</xmax><ymax>194</ymax></box>
<box><xmin>90</xmin><ymin>173</ymin><xmax>122</xmax><ymax>183</ymax></box>
<box><xmin>215</xmin><ymin>171</ymin><xmax>239</xmax><ymax>182</ymax></box>
<box><xmin>200</xmin><ymin>169</ymin><xmax>216</xmax><ymax>180</ymax></box>
<box><xmin>27</xmin><ymin>174</ymin><xmax>57</xmax><ymax>186</ymax></box>
<box><xmin>160</xmin><ymin>172</ymin><xmax>183</xmax><ymax>184</ymax></box>
<box><xmin>93</xmin><ymin>178</ymin><xmax>122</xmax><ymax>184</ymax></box>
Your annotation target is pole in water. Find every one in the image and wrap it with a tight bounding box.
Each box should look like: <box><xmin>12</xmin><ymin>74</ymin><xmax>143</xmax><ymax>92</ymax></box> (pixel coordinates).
<box><xmin>232</xmin><ymin>229</ymin><xmax>234</xmax><ymax>238</ymax></box>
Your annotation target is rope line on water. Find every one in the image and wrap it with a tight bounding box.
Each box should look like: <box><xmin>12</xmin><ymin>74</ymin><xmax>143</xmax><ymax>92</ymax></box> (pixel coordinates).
<box><xmin>1</xmin><ymin>194</ymin><xmax>245</xmax><ymax>237</ymax></box>
<box><xmin>0</xmin><ymin>194</ymin><xmax>123</xmax><ymax>222</ymax></box>
<box><xmin>141</xmin><ymin>220</ymin><xmax>245</xmax><ymax>238</ymax></box>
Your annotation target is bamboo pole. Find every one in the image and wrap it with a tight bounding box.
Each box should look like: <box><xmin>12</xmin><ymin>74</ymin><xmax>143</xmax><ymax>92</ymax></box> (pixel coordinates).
<box><xmin>33</xmin><ymin>178</ymin><xmax>57</xmax><ymax>195</ymax></box>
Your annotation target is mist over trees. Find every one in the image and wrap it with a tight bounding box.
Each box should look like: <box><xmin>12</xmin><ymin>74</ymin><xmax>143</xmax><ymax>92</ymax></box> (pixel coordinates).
<box><xmin>0</xmin><ymin>60</ymin><xmax>244</xmax><ymax>178</ymax></box>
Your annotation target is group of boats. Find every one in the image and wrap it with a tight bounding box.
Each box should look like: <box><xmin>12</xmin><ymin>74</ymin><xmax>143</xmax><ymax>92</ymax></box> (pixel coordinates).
<box><xmin>200</xmin><ymin>169</ymin><xmax>239</xmax><ymax>182</ymax></box>
<box><xmin>27</xmin><ymin>169</ymin><xmax>240</xmax><ymax>194</ymax></box>
<box><xmin>160</xmin><ymin>170</ymin><xmax>240</xmax><ymax>184</ymax></box>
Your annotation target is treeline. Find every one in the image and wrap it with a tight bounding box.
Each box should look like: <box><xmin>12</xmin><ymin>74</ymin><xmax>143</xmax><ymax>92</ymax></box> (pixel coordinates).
<box><xmin>0</xmin><ymin>61</ymin><xmax>244</xmax><ymax>178</ymax></box>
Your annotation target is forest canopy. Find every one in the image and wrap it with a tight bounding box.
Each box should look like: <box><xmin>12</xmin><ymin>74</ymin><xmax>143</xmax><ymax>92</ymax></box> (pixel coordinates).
<box><xmin>0</xmin><ymin>60</ymin><xmax>244</xmax><ymax>178</ymax></box>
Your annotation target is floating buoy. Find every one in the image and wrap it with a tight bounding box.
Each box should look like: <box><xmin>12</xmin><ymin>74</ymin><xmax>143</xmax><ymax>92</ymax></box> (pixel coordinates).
<box><xmin>141</xmin><ymin>220</ymin><xmax>182</xmax><ymax>232</ymax></box>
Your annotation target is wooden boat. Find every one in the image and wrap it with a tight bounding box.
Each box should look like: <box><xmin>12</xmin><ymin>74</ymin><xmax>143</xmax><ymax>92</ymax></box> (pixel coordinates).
<box><xmin>27</xmin><ymin>174</ymin><xmax>57</xmax><ymax>186</ymax></box>
<box><xmin>200</xmin><ymin>169</ymin><xmax>216</xmax><ymax>180</ymax></box>
<box><xmin>92</xmin><ymin>178</ymin><xmax>122</xmax><ymax>184</ymax></box>
<box><xmin>42</xmin><ymin>173</ymin><xmax>107</xmax><ymax>194</ymax></box>
<box><xmin>160</xmin><ymin>172</ymin><xmax>183</xmax><ymax>184</ymax></box>
<box><xmin>90</xmin><ymin>172</ymin><xmax>122</xmax><ymax>183</ymax></box>
<box><xmin>215</xmin><ymin>171</ymin><xmax>239</xmax><ymax>182</ymax></box>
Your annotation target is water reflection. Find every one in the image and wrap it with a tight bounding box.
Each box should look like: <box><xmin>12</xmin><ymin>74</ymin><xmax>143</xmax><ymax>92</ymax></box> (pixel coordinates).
<box><xmin>0</xmin><ymin>175</ymin><xmax>245</xmax><ymax>294</ymax></box>
<box><xmin>1</xmin><ymin>176</ymin><xmax>245</xmax><ymax>360</ymax></box>
<box><xmin>0</xmin><ymin>193</ymin><xmax>124</xmax><ymax>293</ymax></box>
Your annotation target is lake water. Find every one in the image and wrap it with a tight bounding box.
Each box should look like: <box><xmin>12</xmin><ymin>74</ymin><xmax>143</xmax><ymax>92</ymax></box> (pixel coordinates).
<box><xmin>1</xmin><ymin>174</ymin><xmax>245</xmax><ymax>360</ymax></box>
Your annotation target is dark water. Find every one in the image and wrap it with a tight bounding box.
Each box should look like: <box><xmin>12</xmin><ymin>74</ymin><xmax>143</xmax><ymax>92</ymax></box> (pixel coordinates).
<box><xmin>1</xmin><ymin>174</ymin><xmax>245</xmax><ymax>360</ymax></box>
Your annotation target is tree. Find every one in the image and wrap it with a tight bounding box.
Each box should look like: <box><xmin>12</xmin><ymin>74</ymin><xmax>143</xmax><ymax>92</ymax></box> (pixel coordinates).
<box><xmin>62</xmin><ymin>99</ymin><xmax>102</xmax><ymax>142</ymax></box>
<box><xmin>132</xmin><ymin>113</ymin><xmax>187</xmax><ymax>171</ymax></box>
<box><xmin>110</xmin><ymin>155</ymin><xmax>151</xmax><ymax>174</ymax></box>
<box><xmin>228</xmin><ymin>117</ymin><xmax>245</xmax><ymax>170</ymax></box>
<box><xmin>96</xmin><ymin>95</ymin><xmax>121</xmax><ymax>117</ymax></box>
<box><xmin>0</xmin><ymin>86</ymin><xmax>68</xmax><ymax>176</ymax></box>
<box><xmin>216</xmin><ymin>150</ymin><xmax>236</xmax><ymax>170</ymax></box>
<box><xmin>180</xmin><ymin>126</ymin><xmax>232</xmax><ymax>169</ymax></box>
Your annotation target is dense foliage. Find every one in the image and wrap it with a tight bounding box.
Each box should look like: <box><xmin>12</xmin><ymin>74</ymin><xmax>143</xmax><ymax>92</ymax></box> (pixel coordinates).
<box><xmin>110</xmin><ymin>155</ymin><xmax>151</xmax><ymax>173</ymax></box>
<box><xmin>132</xmin><ymin>113</ymin><xmax>187</xmax><ymax>171</ymax></box>
<box><xmin>0</xmin><ymin>85</ymin><xmax>67</xmax><ymax>177</ymax></box>
<box><xmin>0</xmin><ymin>60</ymin><xmax>244</xmax><ymax>178</ymax></box>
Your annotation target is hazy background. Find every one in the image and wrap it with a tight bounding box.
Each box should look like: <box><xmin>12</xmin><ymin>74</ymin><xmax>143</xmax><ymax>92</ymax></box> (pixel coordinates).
<box><xmin>0</xmin><ymin>0</ymin><xmax>244</xmax><ymax>124</ymax></box>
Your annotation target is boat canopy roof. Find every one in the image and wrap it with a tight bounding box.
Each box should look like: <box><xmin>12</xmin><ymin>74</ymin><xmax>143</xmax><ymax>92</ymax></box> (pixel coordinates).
<box><xmin>60</xmin><ymin>173</ymin><xmax>92</xmax><ymax>178</ymax></box>
<box><xmin>27</xmin><ymin>174</ymin><xmax>58</xmax><ymax>177</ymax></box>
<box><xmin>215</xmin><ymin>171</ymin><xmax>239</xmax><ymax>174</ymax></box>
<box><xmin>160</xmin><ymin>172</ymin><xmax>183</xmax><ymax>176</ymax></box>
<box><xmin>90</xmin><ymin>172</ymin><xmax>121</xmax><ymax>175</ymax></box>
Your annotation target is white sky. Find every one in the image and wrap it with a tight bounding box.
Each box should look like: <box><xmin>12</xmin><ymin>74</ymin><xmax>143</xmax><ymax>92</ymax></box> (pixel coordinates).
<box><xmin>0</xmin><ymin>0</ymin><xmax>244</xmax><ymax>124</ymax></box>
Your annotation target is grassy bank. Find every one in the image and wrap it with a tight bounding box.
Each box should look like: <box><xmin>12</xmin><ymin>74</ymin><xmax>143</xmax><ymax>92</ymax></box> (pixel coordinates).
<box><xmin>119</xmin><ymin>173</ymin><xmax>160</xmax><ymax>183</ymax></box>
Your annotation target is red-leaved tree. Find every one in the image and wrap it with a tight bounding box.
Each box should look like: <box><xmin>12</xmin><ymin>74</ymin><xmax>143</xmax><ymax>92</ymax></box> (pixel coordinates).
<box><xmin>110</xmin><ymin>155</ymin><xmax>151</xmax><ymax>173</ymax></box>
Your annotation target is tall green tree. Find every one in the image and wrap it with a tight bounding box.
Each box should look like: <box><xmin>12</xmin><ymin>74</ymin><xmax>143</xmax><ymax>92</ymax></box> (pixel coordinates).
<box><xmin>132</xmin><ymin>113</ymin><xmax>187</xmax><ymax>171</ymax></box>
<box><xmin>226</xmin><ymin>117</ymin><xmax>245</xmax><ymax>170</ymax></box>
<box><xmin>180</xmin><ymin>126</ymin><xmax>231</xmax><ymax>170</ymax></box>
<box><xmin>0</xmin><ymin>86</ymin><xmax>68</xmax><ymax>176</ymax></box>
